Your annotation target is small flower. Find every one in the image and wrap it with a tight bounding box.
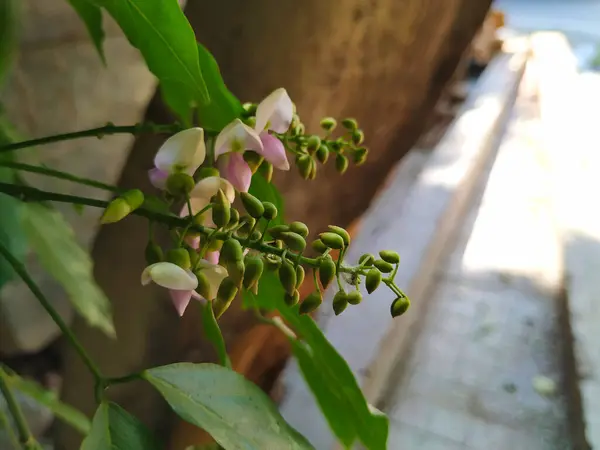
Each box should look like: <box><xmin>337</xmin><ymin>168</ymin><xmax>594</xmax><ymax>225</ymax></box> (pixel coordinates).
<box><xmin>141</xmin><ymin>262</ymin><xmax>200</xmax><ymax>316</ymax></box>
<box><xmin>149</xmin><ymin>128</ymin><xmax>206</xmax><ymax>189</ymax></box>
<box><xmin>195</xmin><ymin>259</ymin><xmax>229</xmax><ymax>301</ymax></box>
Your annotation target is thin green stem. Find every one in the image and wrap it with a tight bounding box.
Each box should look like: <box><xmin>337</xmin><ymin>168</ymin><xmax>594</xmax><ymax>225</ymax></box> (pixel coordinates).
<box><xmin>0</xmin><ymin>161</ymin><xmax>120</xmax><ymax>192</ymax></box>
<box><xmin>0</xmin><ymin>241</ymin><xmax>104</xmax><ymax>385</ymax></box>
<box><xmin>106</xmin><ymin>373</ymin><xmax>142</xmax><ymax>386</ymax></box>
<box><xmin>0</xmin><ymin>368</ymin><xmax>41</xmax><ymax>449</ymax></box>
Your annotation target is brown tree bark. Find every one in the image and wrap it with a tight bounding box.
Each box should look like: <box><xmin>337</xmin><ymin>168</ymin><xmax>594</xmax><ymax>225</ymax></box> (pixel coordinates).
<box><xmin>55</xmin><ymin>1</ymin><xmax>491</xmax><ymax>449</ymax></box>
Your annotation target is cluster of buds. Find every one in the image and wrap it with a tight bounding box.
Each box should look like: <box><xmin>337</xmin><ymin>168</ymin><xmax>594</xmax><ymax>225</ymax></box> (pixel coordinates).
<box><xmin>99</xmin><ymin>87</ymin><xmax>408</xmax><ymax>320</ymax></box>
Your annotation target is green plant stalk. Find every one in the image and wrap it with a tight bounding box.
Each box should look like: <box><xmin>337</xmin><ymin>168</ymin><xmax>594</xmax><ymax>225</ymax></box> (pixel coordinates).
<box><xmin>0</xmin><ymin>367</ymin><xmax>41</xmax><ymax>450</ymax></box>
<box><xmin>0</xmin><ymin>241</ymin><xmax>103</xmax><ymax>384</ymax></box>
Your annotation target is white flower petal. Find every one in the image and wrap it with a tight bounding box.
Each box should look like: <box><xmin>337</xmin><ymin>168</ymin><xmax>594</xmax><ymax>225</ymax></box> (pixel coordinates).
<box><xmin>154</xmin><ymin>128</ymin><xmax>206</xmax><ymax>174</ymax></box>
<box><xmin>214</xmin><ymin>119</ymin><xmax>263</xmax><ymax>158</ymax></box>
<box><xmin>143</xmin><ymin>262</ymin><xmax>198</xmax><ymax>290</ymax></box>
<box><xmin>190</xmin><ymin>176</ymin><xmax>222</xmax><ymax>200</ymax></box>
<box><xmin>255</xmin><ymin>88</ymin><xmax>294</xmax><ymax>133</ymax></box>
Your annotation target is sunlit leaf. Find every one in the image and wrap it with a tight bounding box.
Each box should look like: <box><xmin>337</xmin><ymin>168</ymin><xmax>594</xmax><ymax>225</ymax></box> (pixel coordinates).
<box><xmin>144</xmin><ymin>363</ymin><xmax>314</xmax><ymax>450</ymax></box>
<box><xmin>81</xmin><ymin>402</ymin><xmax>160</xmax><ymax>450</ymax></box>
<box><xmin>67</xmin><ymin>0</ymin><xmax>105</xmax><ymax>63</ymax></box>
<box><xmin>21</xmin><ymin>202</ymin><xmax>115</xmax><ymax>337</ymax></box>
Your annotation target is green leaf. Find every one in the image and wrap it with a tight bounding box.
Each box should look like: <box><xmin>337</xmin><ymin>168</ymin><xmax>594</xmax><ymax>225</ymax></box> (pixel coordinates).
<box><xmin>200</xmin><ymin>302</ymin><xmax>231</xmax><ymax>368</ymax></box>
<box><xmin>249</xmin><ymin>174</ymin><xmax>284</xmax><ymax>227</ymax></box>
<box><xmin>66</xmin><ymin>0</ymin><xmax>105</xmax><ymax>63</ymax></box>
<box><xmin>0</xmin><ymin>0</ymin><xmax>19</xmax><ymax>86</ymax></box>
<box><xmin>21</xmin><ymin>202</ymin><xmax>115</xmax><ymax>337</ymax></box>
<box><xmin>144</xmin><ymin>363</ymin><xmax>314</xmax><ymax>450</ymax></box>
<box><xmin>81</xmin><ymin>402</ymin><xmax>160</xmax><ymax>450</ymax></box>
<box><xmin>195</xmin><ymin>43</ymin><xmax>243</xmax><ymax>130</ymax></box>
<box><xmin>90</xmin><ymin>0</ymin><xmax>208</xmax><ymax>121</ymax></box>
<box><xmin>1</xmin><ymin>367</ymin><xmax>91</xmax><ymax>435</ymax></box>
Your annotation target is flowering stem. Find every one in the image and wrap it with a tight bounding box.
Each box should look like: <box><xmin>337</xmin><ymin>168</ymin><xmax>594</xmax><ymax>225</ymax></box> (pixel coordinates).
<box><xmin>0</xmin><ymin>367</ymin><xmax>42</xmax><ymax>450</ymax></box>
<box><xmin>0</xmin><ymin>241</ymin><xmax>104</xmax><ymax>386</ymax></box>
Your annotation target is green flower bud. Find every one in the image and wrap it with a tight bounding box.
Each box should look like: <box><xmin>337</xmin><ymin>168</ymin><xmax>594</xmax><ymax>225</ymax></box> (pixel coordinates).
<box><xmin>166</xmin><ymin>172</ymin><xmax>195</xmax><ymax>196</ymax></box>
<box><xmin>289</xmin><ymin>221</ymin><xmax>309</xmax><ymax>238</ymax></box>
<box><xmin>318</xmin><ymin>256</ymin><xmax>336</xmax><ymax>288</ymax></box>
<box><xmin>220</xmin><ymin>238</ymin><xmax>243</xmax><ymax>264</ymax></box>
<box><xmin>280</xmin><ymin>231</ymin><xmax>307</xmax><ymax>252</ymax></box>
<box><xmin>327</xmin><ymin>225</ymin><xmax>351</xmax><ymax>246</ymax></box>
<box><xmin>351</xmin><ymin>129</ymin><xmax>365</xmax><ymax>145</ymax></box>
<box><xmin>308</xmin><ymin>158</ymin><xmax>317</xmax><ymax>180</ymax></box>
<box><xmin>316</xmin><ymin>144</ymin><xmax>330</xmax><ymax>164</ymax></box>
<box><xmin>307</xmin><ymin>135</ymin><xmax>321</xmax><ymax>152</ymax></box>
<box><xmin>100</xmin><ymin>198</ymin><xmax>131</xmax><ymax>224</ymax></box>
<box><xmin>228</xmin><ymin>208</ymin><xmax>240</xmax><ymax>227</ymax></box>
<box><xmin>335</xmin><ymin>154</ymin><xmax>349</xmax><ymax>174</ymax></box>
<box><xmin>285</xmin><ymin>290</ymin><xmax>300</xmax><ymax>306</ymax></box>
<box><xmin>206</xmin><ymin>240</ymin><xmax>222</xmax><ymax>252</ymax></box>
<box><xmin>346</xmin><ymin>290</ymin><xmax>362</xmax><ymax>305</ymax></box>
<box><xmin>227</xmin><ymin>260</ymin><xmax>245</xmax><ymax>287</ymax></box>
<box><xmin>250</xmin><ymin>281</ymin><xmax>259</xmax><ymax>295</ymax></box>
<box><xmin>264</xmin><ymin>255</ymin><xmax>282</xmax><ymax>271</ymax></box>
<box><xmin>353</xmin><ymin>147</ymin><xmax>368</xmax><ymax>165</ymax></box>
<box><xmin>243</xmin><ymin>255</ymin><xmax>264</xmax><ymax>289</ymax></box>
<box><xmin>195</xmin><ymin>271</ymin><xmax>212</xmax><ymax>299</ymax></box>
<box><xmin>197</xmin><ymin>167</ymin><xmax>220</xmax><ymax>179</ymax></box>
<box><xmin>240</xmin><ymin>192</ymin><xmax>265</xmax><ymax>218</ymax></box>
<box><xmin>244</xmin><ymin>151</ymin><xmax>264</xmax><ymax>174</ymax></box>
<box><xmin>332</xmin><ymin>291</ymin><xmax>348</xmax><ymax>316</ymax></box>
<box><xmin>250</xmin><ymin>229</ymin><xmax>262</xmax><ymax>241</ymax></box>
<box><xmin>212</xmin><ymin>190</ymin><xmax>231</xmax><ymax>228</ymax></box>
<box><xmin>297</xmin><ymin>154</ymin><xmax>312</xmax><ymax>179</ymax></box>
<box><xmin>341</xmin><ymin>118</ymin><xmax>358</xmax><ymax>130</ymax></box>
<box><xmin>268</xmin><ymin>224</ymin><xmax>290</xmax><ymax>238</ymax></box>
<box><xmin>144</xmin><ymin>242</ymin><xmax>163</xmax><ymax>264</ymax></box>
<box><xmin>390</xmin><ymin>296</ymin><xmax>410</xmax><ymax>318</ymax></box>
<box><xmin>295</xmin><ymin>265</ymin><xmax>305</xmax><ymax>288</ymax></box>
<box><xmin>311</xmin><ymin>239</ymin><xmax>329</xmax><ymax>253</ymax></box>
<box><xmin>320</xmin><ymin>117</ymin><xmax>337</xmax><ymax>131</ymax></box>
<box><xmin>214</xmin><ymin>277</ymin><xmax>239</xmax><ymax>318</ymax></box>
<box><xmin>244</xmin><ymin>116</ymin><xmax>257</xmax><ymax>129</ymax></box>
<box><xmin>379</xmin><ymin>250</ymin><xmax>400</xmax><ymax>264</ymax></box>
<box><xmin>320</xmin><ymin>232</ymin><xmax>345</xmax><ymax>250</ymax></box>
<box><xmin>359</xmin><ymin>253</ymin><xmax>375</xmax><ymax>266</ymax></box>
<box><xmin>294</xmin><ymin>123</ymin><xmax>305</xmax><ymax>136</ymax></box>
<box><xmin>187</xmin><ymin>247</ymin><xmax>200</xmax><ymax>268</ymax></box>
<box><xmin>299</xmin><ymin>291</ymin><xmax>322</xmax><ymax>315</ymax></box>
<box><xmin>374</xmin><ymin>259</ymin><xmax>394</xmax><ymax>273</ymax></box>
<box><xmin>278</xmin><ymin>260</ymin><xmax>297</xmax><ymax>294</ymax></box>
<box><xmin>237</xmin><ymin>216</ymin><xmax>256</xmax><ymax>238</ymax></box>
<box><xmin>121</xmin><ymin>189</ymin><xmax>144</xmax><ymax>211</ymax></box>
<box><xmin>365</xmin><ymin>268</ymin><xmax>382</xmax><ymax>294</ymax></box>
<box><xmin>166</xmin><ymin>248</ymin><xmax>191</xmax><ymax>270</ymax></box>
<box><xmin>242</xmin><ymin>102</ymin><xmax>257</xmax><ymax>115</ymax></box>
<box><xmin>262</xmin><ymin>202</ymin><xmax>278</xmax><ymax>220</ymax></box>
<box><xmin>259</xmin><ymin>160</ymin><xmax>274</xmax><ymax>183</ymax></box>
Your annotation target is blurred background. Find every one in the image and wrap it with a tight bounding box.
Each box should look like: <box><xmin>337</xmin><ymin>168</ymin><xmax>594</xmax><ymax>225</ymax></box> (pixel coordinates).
<box><xmin>0</xmin><ymin>0</ymin><xmax>599</xmax><ymax>449</ymax></box>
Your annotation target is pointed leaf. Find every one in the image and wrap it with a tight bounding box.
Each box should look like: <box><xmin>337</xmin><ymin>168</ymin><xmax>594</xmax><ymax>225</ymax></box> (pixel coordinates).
<box><xmin>81</xmin><ymin>402</ymin><xmax>160</xmax><ymax>450</ymax></box>
<box><xmin>66</xmin><ymin>0</ymin><xmax>105</xmax><ymax>63</ymax></box>
<box><xmin>21</xmin><ymin>203</ymin><xmax>115</xmax><ymax>337</ymax></box>
<box><xmin>200</xmin><ymin>302</ymin><xmax>231</xmax><ymax>368</ymax></box>
<box><xmin>144</xmin><ymin>363</ymin><xmax>314</xmax><ymax>450</ymax></box>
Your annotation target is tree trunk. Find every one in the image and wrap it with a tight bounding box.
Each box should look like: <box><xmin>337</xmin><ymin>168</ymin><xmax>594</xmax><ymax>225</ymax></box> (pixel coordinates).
<box><xmin>55</xmin><ymin>1</ymin><xmax>491</xmax><ymax>449</ymax></box>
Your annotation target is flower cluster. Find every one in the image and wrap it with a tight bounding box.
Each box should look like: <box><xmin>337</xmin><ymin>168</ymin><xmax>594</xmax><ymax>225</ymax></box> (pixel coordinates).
<box><xmin>100</xmin><ymin>88</ymin><xmax>407</xmax><ymax>319</ymax></box>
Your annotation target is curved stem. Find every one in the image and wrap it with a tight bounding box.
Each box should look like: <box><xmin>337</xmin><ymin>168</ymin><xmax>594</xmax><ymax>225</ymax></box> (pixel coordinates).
<box><xmin>0</xmin><ymin>367</ymin><xmax>41</xmax><ymax>449</ymax></box>
<box><xmin>0</xmin><ymin>161</ymin><xmax>120</xmax><ymax>192</ymax></box>
<box><xmin>0</xmin><ymin>241</ymin><xmax>104</xmax><ymax>384</ymax></box>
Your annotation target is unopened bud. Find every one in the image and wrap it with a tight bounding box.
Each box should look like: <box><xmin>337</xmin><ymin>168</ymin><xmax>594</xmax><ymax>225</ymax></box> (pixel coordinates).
<box><xmin>289</xmin><ymin>221</ymin><xmax>309</xmax><ymax>238</ymax></box>
<box><xmin>240</xmin><ymin>192</ymin><xmax>265</xmax><ymax>218</ymax></box>
<box><xmin>379</xmin><ymin>250</ymin><xmax>400</xmax><ymax>264</ymax></box>
<box><xmin>346</xmin><ymin>290</ymin><xmax>363</xmax><ymax>305</ymax></box>
<box><xmin>295</xmin><ymin>265</ymin><xmax>305</xmax><ymax>288</ymax></box>
<box><xmin>242</xmin><ymin>102</ymin><xmax>257</xmax><ymax>115</ymax></box>
<box><xmin>316</xmin><ymin>144</ymin><xmax>330</xmax><ymax>164</ymax></box>
<box><xmin>227</xmin><ymin>260</ymin><xmax>245</xmax><ymax>287</ymax></box>
<box><xmin>335</xmin><ymin>154</ymin><xmax>349</xmax><ymax>174</ymax></box>
<box><xmin>228</xmin><ymin>208</ymin><xmax>240</xmax><ymax>227</ymax></box>
<box><xmin>327</xmin><ymin>225</ymin><xmax>351</xmax><ymax>246</ymax></box>
<box><xmin>212</xmin><ymin>189</ymin><xmax>231</xmax><ymax>228</ymax></box>
<box><xmin>259</xmin><ymin>160</ymin><xmax>274</xmax><ymax>182</ymax></box>
<box><xmin>318</xmin><ymin>257</ymin><xmax>336</xmax><ymax>288</ymax></box>
<box><xmin>390</xmin><ymin>296</ymin><xmax>410</xmax><ymax>318</ymax></box>
<box><xmin>121</xmin><ymin>189</ymin><xmax>144</xmax><ymax>210</ymax></box>
<box><xmin>320</xmin><ymin>232</ymin><xmax>345</xmax><ymax>250</ymax></box>
<box><xmin>166</xmin><ymin>248</ymin><xmax>191</xmax><ymax>270</ymax></box>
<box><xmin>268</xmin><ymin>224</ymin><xmax>289</xmax><ymax>239</ymax></box>
<box><xmin>280</xmin><ymin>232</ymin><xmax>307</xmax><ymax>252</ymax></box>
<box><xmin>243</xmin><ymin>255</ymin><xmax>264</xmax><ymax>289</ymax></box>
<box><xmin>359</xmin><ymin>253</ymin><xmax>375</xmax><ymax>266</ymax></box>
<box><xmin>333</xmin><ymin>291</ymin><xmax>348</xmax><ymax>315</ymax></box>
<box><xmin>100</xmin><ymin>198</ymin><xmax>131</xmax><ymax>224</ymax></box>
<box><xmin>306</xmin><ymin>135</ymin><xmax>321</xmax><ymax>152</ymax></box>
<box><xmin>197</xmin><ymin>167</ymin><xmax>220</xmax><ymax>179</ymax></box>
<box><xmin>187</xmin><ymin>247</ymin><xmax>200</xmax><ymax>268</ymax></box>
<box><xmin>262</xmin><ymin>202</ymin><xmax>278</xmax><ymax>220</ymax></box>
<box><xmin>308</xmin><ymin>158</ymin><xmax>317</xmax><ymax>180</ymax></box>
<box><xmin>341</xmin><ymin>118</ymin><xmax>358</xmax><ymax>130</ymax></box>
<box><xmin>220</xmin><ymin>238</ymin><xmax>243</xmax><ymax>264</ymax></box>
<box><xmin>250</xmin><ymin>229</ymin><xmax>262</xmax><ymax>241</ymax></box>
<box><xmin>244</xmin><ymin>151</ymin><xmax>264</xmax><ymax>174</ymax></box>
<box><xmin>144</xmin><ymin>242</ymin><xmax>163</xmax><ymax>264</ymax></box>
<box><xmin>297</xmin><ymin>154</ymin><xmax>312</xmax><ymax>179</ymax></box>
<box><xmin>311</xmin><ymin>239</ymin><xmax>328</xmax><ymax>254</ymax></box>
<box><xmin>374</xmin><ymin>259</ymin><xmax>393</xmax><ymax>273</ymax></box>
<box><xmin>195</xmin><ymin>271</ymin><xmax>212</xmax><ymax>299</ymax></box>
<box><xmin>353</xmin><ymin>147</ymin><xmax>368</xmax><ymax>165</ymax></box>
<box><xmin>320</xmin><ymin>117</ymin><xmax>337</xmax><ymax>131</ymax></box>
<box><xmin>206</xmin><ymin>240</ymin><xmax>222</xmax><ymax>252</ymax></box>
<box><xmin>278</xmin><ymin>260</ymin><xmax>297</xmax><ymax>294</ymax></box>
<box><xmin>299</xmin><ymin>291</ymin><xmax>322</xmax><ymax>314</ymax></box>
<box><xmin>365</xmin><ymin>268</ymin><xmax>382</xmax><ymax>294</ymax></box>
<box><xmin>264</xmin><ymin>255</ymin><xmax>282</xmax><ymax>271</ymax></box>
<box><xmin>351</xmin><ymin>129</ymin><xmax>365</xmax><ymax>145</ymax></box>
<box><xmin>214</xmin><ymin>277</ymin><xmax>239</xmax><ymax>318</ymax></box>
<box><xmin>166</xmin><ymin>172</ymin><xmax>195</xmax><ymax>196</ymax></box>
<box><xmin>284</xmin><ymin>290</ymin><xmax>300</xmax><ymax>306</ymax></box>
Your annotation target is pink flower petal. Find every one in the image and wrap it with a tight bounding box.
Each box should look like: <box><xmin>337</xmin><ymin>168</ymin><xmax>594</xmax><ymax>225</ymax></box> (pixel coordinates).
<box><xmin>258</xmin><ymin>133</ymin><xmax>290</xmax><ymax>170</ymax></box>
<box><xmin>185</xmin><ymin>235</ymin><xmax>200</xmax><ymax>250</ymax></box>
<box><xmin>148</xmin><ymin>168</ymin><xmax>169</xmax><ymax>189</ymax></box>
<box><xmin>206</xmin><ymin>251</ymin><xmax>220</xmax><ymax>265</ymax></box>
<box><xmin>169</xmin><ymin>289</ymin><xmax>193</xmax><ymax>316</ymax></box>
<box><xmin>220</xmin><ymin>153</ymin><xmax>252</xmax><ymax>192</ymax></box>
